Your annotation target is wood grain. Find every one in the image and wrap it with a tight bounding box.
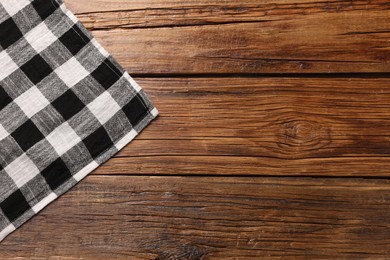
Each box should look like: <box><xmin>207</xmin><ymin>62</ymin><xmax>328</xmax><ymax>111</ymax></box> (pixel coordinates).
<box><xmin>85</xmin><ymin>77</ymin><xmax>390</xmax><ymax>177</ymax></box>
<box><xmin>2</xmin><ymin>176</ymin><xmax>390</xmax><ymax>259</ymax></box>
<box><xmin>66</xmin><ymin>0</ymin><xmax>363</xmax><ymax>13</ymax></box>
<box><xmin>3</xmin><ymin>0</ymin><xmax>390</xmax><ymax>257</ymax></box>
<box><xmin>63</xmin><ymin>0</ymin><xmax>390</xmax><ymax>74</ymax></box>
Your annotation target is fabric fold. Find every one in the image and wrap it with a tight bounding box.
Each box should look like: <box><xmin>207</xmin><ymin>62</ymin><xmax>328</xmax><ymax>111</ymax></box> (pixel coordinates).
<box><xmin>0</xmin><ymin>0</ymin><xmax>158</xmax><ymax>241</ymax></box>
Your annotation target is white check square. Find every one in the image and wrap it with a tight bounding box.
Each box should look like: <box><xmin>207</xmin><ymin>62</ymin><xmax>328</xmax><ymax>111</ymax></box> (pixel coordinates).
<box><xmin>46</xmin><ymin>122</ymin><xmax>81</xmax><ymax>156</ymax></box>
<box><xmin>5</xmin><ymin>153</ymin><xmax>40</xmax><ymax>188</ymax></box>
<box><xmin>0</xmin><ymin>51</ymin><xmax>18</xmax><ymax>81</ymax></box>
<box><xmin>1</xmin><ymin>0</ymin><xmax>30</xmax><ymax>16</ymax></box>
<box><xmin>14</xmin><ymin>86</ymin><xmax>50</xmax><ymax>118</ymax></box>
<box><xmin>0</xmin><ymin>124</ymin><xmax>9</xmax><ymax>141</ymax></box>
<box><xmin>25</xmin><ymin>22</ymin><xmax>57</xmax><ymax>53</ymax></box>
<box><xmin>55</xmin><ymin>57</ymin><xmax>89</xmax><ymax>88</ymax></box>
<box><xmin>87</xmin><ymin>92</ymin><xmax>121</xmax><ymax>124</ymax></box>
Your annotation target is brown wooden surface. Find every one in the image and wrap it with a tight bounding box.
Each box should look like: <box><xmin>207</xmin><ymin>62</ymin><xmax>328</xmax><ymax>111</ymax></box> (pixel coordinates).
<box><xmin>68</xmin><ymin>0</ymin><xmax>390</xmax><ymax>74</ymax></box>
<box><xmin>102</xmin><ymin>77</ymin><xmax>390</xmax><ymax>177</ymax></box>
<box><xmin>2</xmin><ymin>0</ymin><xmax>390</xmax><ymax>258</ymax></box>
<box><xmin>2</xmin><ymin>176</ymin><xmax>390</xmax><ymax>259</ymax></box>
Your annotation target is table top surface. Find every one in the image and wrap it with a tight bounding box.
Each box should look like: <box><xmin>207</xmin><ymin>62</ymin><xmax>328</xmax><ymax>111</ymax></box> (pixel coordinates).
<box><xmin>2</xmin><ymin>0</ymin><xmax>390</xmax><ymax>258</ymax></box>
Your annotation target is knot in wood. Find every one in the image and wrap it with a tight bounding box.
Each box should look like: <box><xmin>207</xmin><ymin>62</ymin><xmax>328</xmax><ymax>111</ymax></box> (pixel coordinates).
<box><xmin>277</xmin><ymin>119</ymin><xmax>331</xmax><ymax>152</ymax></box>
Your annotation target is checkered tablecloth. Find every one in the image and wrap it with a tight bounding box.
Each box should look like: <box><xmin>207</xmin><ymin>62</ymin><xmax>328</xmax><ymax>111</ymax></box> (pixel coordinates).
<box><xmin>0</xmin><ymin>0</ymin><xmax>158</xmax><ymax>241</ymax></box>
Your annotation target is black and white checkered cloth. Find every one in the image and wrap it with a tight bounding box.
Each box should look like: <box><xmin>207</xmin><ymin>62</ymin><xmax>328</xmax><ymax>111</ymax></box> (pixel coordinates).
<box><xmin>0</xmin><ymin>0</ymin><xmax>158</xmax><ymax>241</ymax></box>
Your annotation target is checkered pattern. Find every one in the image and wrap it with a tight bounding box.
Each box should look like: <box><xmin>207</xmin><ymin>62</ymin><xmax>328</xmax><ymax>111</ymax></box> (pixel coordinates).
<box><xmin>0</xmin><ymin>0</ymin><xmax>158</xmax><ymax>241</ymax></box>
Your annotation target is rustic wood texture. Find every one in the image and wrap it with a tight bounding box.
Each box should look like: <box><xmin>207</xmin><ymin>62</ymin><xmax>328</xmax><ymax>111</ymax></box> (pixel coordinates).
<box><xmin>3</xmin><ymin>0</ymin><xmax>390</xmax><ymax>258</ymax></box>
<box><xmin>98</xmin><ymin>77</ymin><xmax>390</xmax><ymax>177</ymax></box>
<box><xmin>65</xmin><ymin>0</ymin><xmax>390</xmax><ymax>74</ymax></box>
<box><xmin>1</xmin><ymin>176</ymin><xmax>390</xmax><ymax>259</ymax></box>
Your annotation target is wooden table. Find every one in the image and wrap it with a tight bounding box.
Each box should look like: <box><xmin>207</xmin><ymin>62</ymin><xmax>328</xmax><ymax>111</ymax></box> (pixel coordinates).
<box><xmin>2</xmin><ymin>0</ymin><xmax>390</xmax><ymax>258</ymax></box>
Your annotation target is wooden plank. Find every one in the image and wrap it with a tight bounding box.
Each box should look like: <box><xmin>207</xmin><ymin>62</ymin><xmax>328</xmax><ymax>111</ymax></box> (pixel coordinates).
<box><xmin>69</xmin><ymin>0</ymin><xmax>390</xmax><ymax>29</ymax></box>
<box><xmin>65</xmin><ymin>0</ymin><xmax>339</xmax><ymax>13</ymax></box>
<box><xmin>85</xmin><ymin>77</ymin><xmax>390</xmax><ymax>177</ymax></box>
<box><xmin>2</xmin><ymin>176</ymin><xmax>390</xmax><ymax>258</ymax></box>
<box><xmin>130</xmin><ymin>77</ymin><xmax>390</xmax><ymax>141</ymax></box>
<box><xmin>99</xmin><ymin>156</ymin><xmax>390</xmax><ymax>176</ymax></box>
<box><xmin>64</xmin><ymin>0</ymin><xmax>390</xmax><ymax>74</ymax></box>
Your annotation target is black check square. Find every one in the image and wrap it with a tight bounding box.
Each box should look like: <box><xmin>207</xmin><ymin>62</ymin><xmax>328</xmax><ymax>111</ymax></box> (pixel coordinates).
<box><xmin>91</xmin><ymin>58</ymin><xmax>122</xmax><ymax>90</ymax></box>
<box><xmin>0</xmin><ymin>18</ymin><xmax>23</xmax><ymax>49</ymax></box>
<box><xmin>0</xmin><ymin>86</ymin><xmax>12</xmax><ymax>111</ymax></box>
<box><xmin>41</xmin><ymin>158</ymin><xmax>72</xmax><ymax>190</ymax></box>
<box><xmin>21</xmin><ymin>54</ymin><xmax>52</xmax><ymax>85</ymax></box>
<box><xmin>0</xmin><ymin>190</ymin><xmax>30</xmax><ymax>222</ymax></box>
<box><xmin>32</xmin><ymin>0</ymin><xmax>60</xmax><ymax>20</ymax></box>
<box><xmin>11</xmin><ymin>120</ymin><xmax>45</xmax><ymax>152</ymax></box>
<box><xmin>83</xmin><ymin>126</ymin><xmax>113</xmax><ymax>159</ymax></box>
<box><xmin>59</xmin><ymin>24</ymin><xmax>91</xmax><ymax>56</ymax></box>
<box><xmin>51</xmin><ymin>89</ymin><xmax>85</xmax><ymax>121</ymax></box>
<box><xmin>122</xmin><ymin>94</ymin><xmax>149</xmax><ymax>126</ymax></box>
